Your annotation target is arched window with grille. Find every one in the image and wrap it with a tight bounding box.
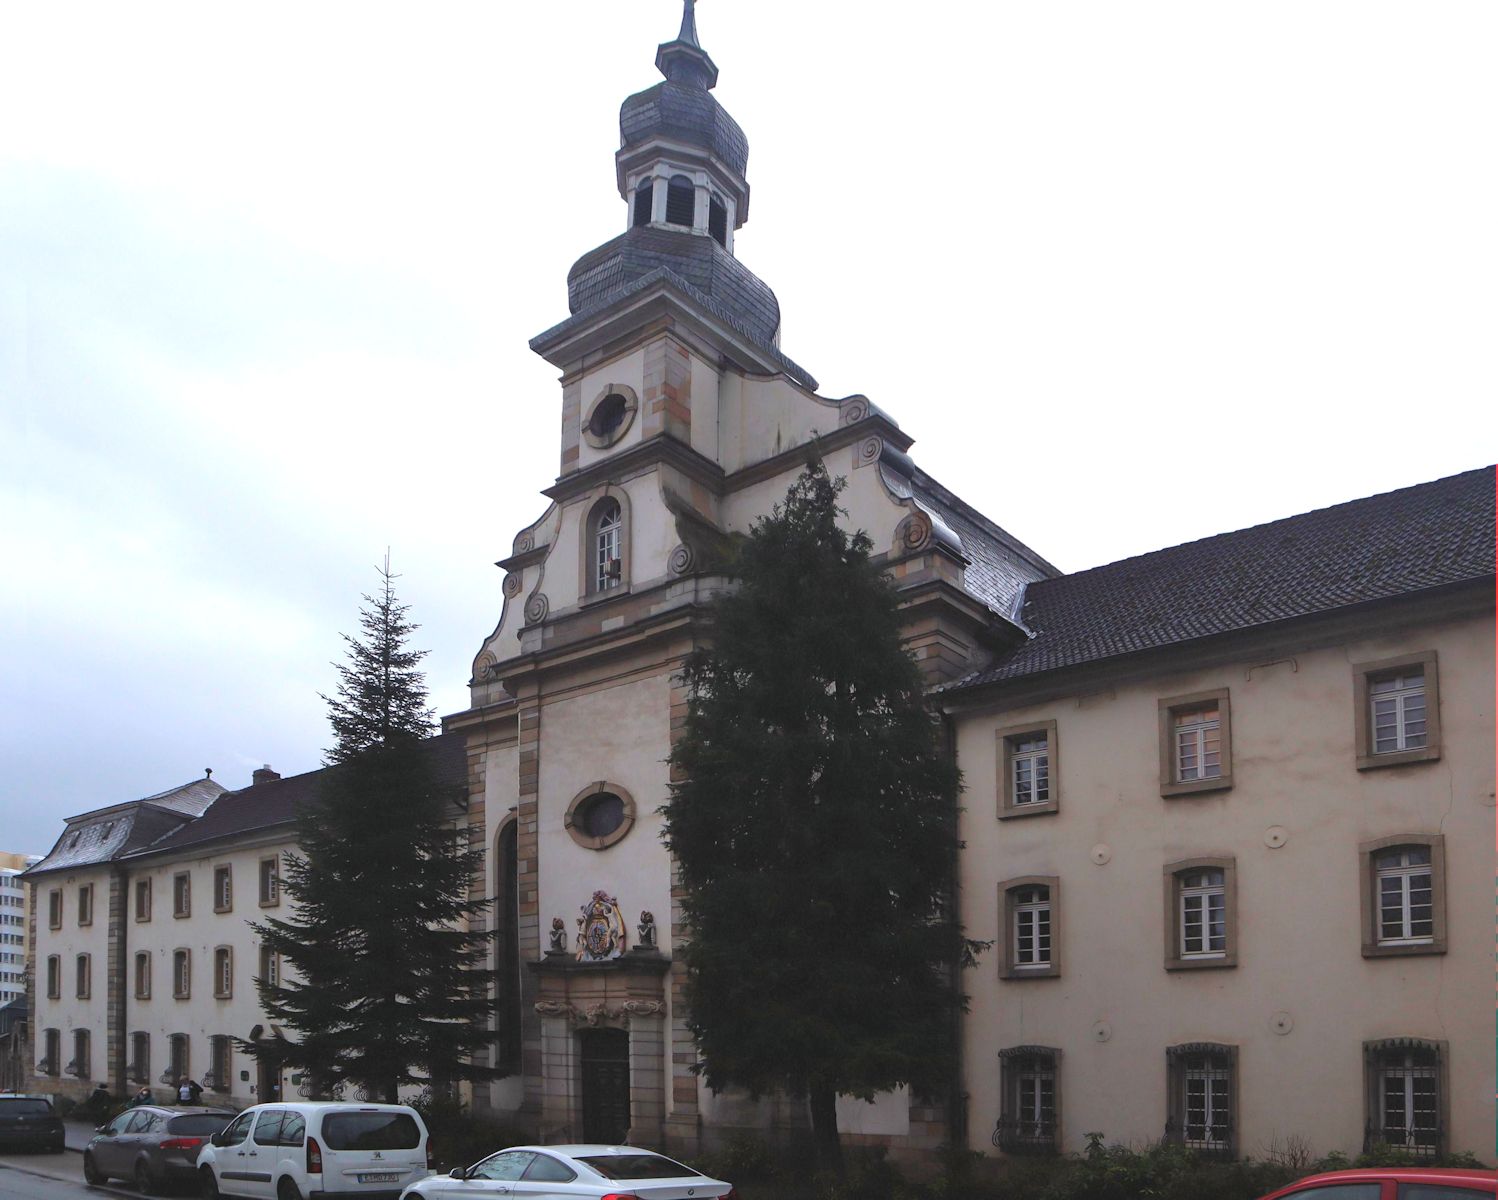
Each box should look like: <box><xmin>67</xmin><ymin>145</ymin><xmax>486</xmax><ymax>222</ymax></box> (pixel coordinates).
<box><xmin>995</xmin><ymin>1046</ymin><xmax>1060</xmax><ymax>1154</ymax></box>
<box><xmin>1166</xmin><ymin>1043</ymin><xmax>1237</xmax><ymax>1158</ymax></box>
<box><xmin>1364</xmin><ymin>1038</ymin><xmax>1445</xmax><ymax>1157</ymax></box>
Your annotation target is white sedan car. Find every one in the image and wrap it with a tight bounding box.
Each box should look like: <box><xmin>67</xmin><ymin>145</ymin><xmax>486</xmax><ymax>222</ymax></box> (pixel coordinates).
<box><xmin>399</xmin><ymin>1144</ymin><xmax>737</xmax><ymax>1200</ymax></box>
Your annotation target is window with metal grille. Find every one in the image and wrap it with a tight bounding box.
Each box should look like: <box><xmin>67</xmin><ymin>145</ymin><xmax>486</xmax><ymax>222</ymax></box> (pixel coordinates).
<box><xmin>709</xmin><ymin>195</ymin><xmax>727</xmax><ymax>245</ymax></box>
<box><xmin>1179</xmin><ymin>869</ymin><xmax>1227</xmax><ymax>957</ymax></box>
<box><xmin>72</xmin><ymin>1029</ymin><xmax>91</xmax><ymax>1080</ymax></box>
<box><xmin>1366</xmin><ymin>1040</ymin><xmax>1443</xmax><ymax>1157</ymax></box>
<box><xmin>1371</xmin><ymin>671</ymin><xmax>1426</xmax><ymax>753</ymax></box>
<box><xmin>168</xmin><ymin>1033</ymin><xmax>189</xmax><ymax>1082</ymax></box>
<box><xmin>1013</xmin><ymin>886</ymin><xmax>1050</xmax><ymax>969</ymax></box>
<box><xmin>1376</xmin><ymin>846</ymin><xmax>1433</xmax><ymax>944</ymax></box>
<box><xmin>594</xmin><ymin>499</ymin><xmax>623</xmax><ymax>592</ymax></box>
<box><xmin>665</xmin><ymin>175</ymin><xmax>694</xmax><ymax>226</ymax></box>
<box><xmin>1175</xmin><ymin>706</ymin><xmax>1221</xmax><ymax>781</ymax></box>
<box><xmin>995</xmin><ymin>1046</ymin><xmax>1059</xmax><ymax>1153</ymax></box>
<box><xmin>1011</xmin><ymin>733</ymin><xmax>1050</xmax><ymax>806</ymax></box>
<box><xmin>1166</xmin><ymin>1044</ymin><xmax>1235</xmax><ymax>1156</ymax></box>
<box><xmin>633</xmin><ymin>180</ymin><xmax>653</xmax><ymax>227</ymax></box>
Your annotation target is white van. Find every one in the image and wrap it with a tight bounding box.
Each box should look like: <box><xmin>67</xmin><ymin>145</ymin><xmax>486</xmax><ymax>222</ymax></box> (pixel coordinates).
<box><xmin>197</xmin><ymin>1102</ymin><xmax>432</xmax><ymax>1200</ymax></box>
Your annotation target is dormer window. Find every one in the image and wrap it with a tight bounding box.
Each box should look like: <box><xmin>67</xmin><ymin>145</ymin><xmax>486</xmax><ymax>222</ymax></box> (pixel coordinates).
<box><xmin>665</xmin><ymin>175</ymin><xmax>694</xmax><ymax>227</ymax></box>
<box><xmin>594</xmin><ymin>499</ymin><xmax>623</xmax><ymax>593</ymax></box>
<box><xmin>709</xmin><ymin>195</ymin><xmax>727</xmax><ymax>246</ymax></box>
<box><xmin>633</xmin><ymin>179</ymin><xmax>653</xmax><ymax>228</ymax></box>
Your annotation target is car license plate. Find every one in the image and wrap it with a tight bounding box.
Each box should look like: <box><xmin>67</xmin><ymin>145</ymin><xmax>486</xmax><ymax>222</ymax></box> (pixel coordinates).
<box><xmin>359</xmin><ymin>1173</ymin><xmax>399</xmax><ymax>1183</ymax></box>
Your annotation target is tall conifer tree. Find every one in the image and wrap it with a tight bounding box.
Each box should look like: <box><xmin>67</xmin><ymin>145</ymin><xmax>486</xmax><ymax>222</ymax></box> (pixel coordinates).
<box><xmin>244</xmin><ymin>561</ymin><xmax>498</xmax><ymax>1101</ymax></box>
<box><xmin>662</xmin><ymin>463</ymin><xmax>977</xmax><ymax>1176</ymax></box>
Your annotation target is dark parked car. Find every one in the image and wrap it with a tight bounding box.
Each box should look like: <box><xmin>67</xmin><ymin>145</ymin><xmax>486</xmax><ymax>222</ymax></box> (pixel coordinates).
<box><xmin>83</xmin><ymin>1104</ymin><xmax>236</xmax><ymax>1193</ymax></box>
<box><xmin>0</xmin><ymin>1094</ymin><xmax>66</xmax><ymax>1153</ymax></box>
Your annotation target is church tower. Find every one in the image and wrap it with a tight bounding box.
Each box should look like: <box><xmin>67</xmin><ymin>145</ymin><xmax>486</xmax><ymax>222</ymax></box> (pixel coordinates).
<box><xmin>450</xmin><ymin>0</ymin><xmax>1056</xmax><ymax>1158</ymax></box>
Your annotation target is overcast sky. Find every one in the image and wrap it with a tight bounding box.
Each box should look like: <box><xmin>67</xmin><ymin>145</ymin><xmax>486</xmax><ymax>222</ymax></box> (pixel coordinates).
<box><xmin>2</xmin><ymin>1</ymin><xmax>1493</xmax><ymax>854</ymax></box>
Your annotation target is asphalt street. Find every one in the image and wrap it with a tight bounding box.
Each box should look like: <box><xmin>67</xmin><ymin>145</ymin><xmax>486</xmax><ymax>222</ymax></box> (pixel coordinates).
<box><xmin>0</xmin><ymin>1147</ymin><xmax>139</xmax><ymax>1200</ymax></box>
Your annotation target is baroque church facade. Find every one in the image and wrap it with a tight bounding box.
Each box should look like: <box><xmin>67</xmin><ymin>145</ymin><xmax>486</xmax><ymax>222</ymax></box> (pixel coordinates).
<box><xmin>452</xmin><ymin>2</ymin><xmax>1495</xmax><ymax>1163</ymax></box>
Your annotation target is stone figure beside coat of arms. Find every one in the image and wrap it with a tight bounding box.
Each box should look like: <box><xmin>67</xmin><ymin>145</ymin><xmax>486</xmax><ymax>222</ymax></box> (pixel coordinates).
<box><xmin>575</xmin><ymin>890</ymin><xmax>627</xmax><ymax>960</ymax></box>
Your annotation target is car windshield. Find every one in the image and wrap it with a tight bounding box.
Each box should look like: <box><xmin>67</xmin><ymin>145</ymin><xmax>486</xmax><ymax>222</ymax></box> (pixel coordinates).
<box><xmin>168</xmin><ymin>1114</ymin><xmax>234</xmax><ymax>1135</ymax></box>
<box><xmin>321</xmin><ymin>1112</ymin><xmax>421</xmax><ymax>1151</ymax></box>
<box><xmin>0</xmin><ymin>1099</ymin><xmax>53</xmax><ymax>1116</ymax></box>
<box><xmin>579</xmin><ymin>1153</ymin><xmax>703</xmax><ymax>1180</ymax></box>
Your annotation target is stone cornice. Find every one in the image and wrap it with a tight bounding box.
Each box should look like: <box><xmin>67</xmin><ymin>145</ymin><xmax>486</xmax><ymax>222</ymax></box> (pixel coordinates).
<box><xmin>543</xmin><ymin>434</ymin><xmax>726</xmax><ymax>506</ymax></box>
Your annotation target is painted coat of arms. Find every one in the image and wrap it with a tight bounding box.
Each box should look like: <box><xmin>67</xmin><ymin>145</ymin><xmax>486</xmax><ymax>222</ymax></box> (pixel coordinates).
<box><xmin>576</xmin><ymin>890</ymin><xmax>627</xmax><ymax>960</ymax></box>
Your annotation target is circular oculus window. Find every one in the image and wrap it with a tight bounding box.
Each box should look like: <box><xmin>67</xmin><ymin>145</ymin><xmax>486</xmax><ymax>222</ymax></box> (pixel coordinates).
<box><xmin>582</xmin><ymin>386</ymin><xmax>638</xmax><ymax>449</ymax></box>
<box><xmin>564</xmin><ymin>782</ymin><xmax>637</xmax><ymax>850</ymax></box>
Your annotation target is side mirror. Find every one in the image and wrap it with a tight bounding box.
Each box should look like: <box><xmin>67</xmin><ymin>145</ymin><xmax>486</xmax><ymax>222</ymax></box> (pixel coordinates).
<box><xmin>448</xmin><ymin>1167</ymin><xmax>468</xmax><ymax>1180</ymax></box>
<box><xmin>210</xmin><ymin>1132</ymin><xmax>225</xmax><ymax>1147</ymax></box>
<box><xmin>95</xmin><ymin>1125</ymin><xmax>108</xmax><ymax>1134</ymax></box>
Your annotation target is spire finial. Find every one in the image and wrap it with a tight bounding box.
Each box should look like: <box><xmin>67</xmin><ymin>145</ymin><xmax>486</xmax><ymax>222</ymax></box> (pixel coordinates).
<box><xmin>656</xmin><ymin>0</ymin><xmax>718</xmax><ymax>90</ymax></box>
<box><xmin>678</xmin><ymin>0</ymin><xmax>699</xmax><ymax>47</ymax></box>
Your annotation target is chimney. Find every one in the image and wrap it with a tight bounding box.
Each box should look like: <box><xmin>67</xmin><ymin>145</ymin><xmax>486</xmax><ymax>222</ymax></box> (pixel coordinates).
<box><xmin>252</xmin><ymin>765</ymin><xmax>281</xmax><ymax>786</ymax></box>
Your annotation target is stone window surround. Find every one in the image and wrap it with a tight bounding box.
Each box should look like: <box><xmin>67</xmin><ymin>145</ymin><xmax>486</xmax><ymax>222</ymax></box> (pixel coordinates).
<box><xmin>1353</xmin><ymin>650</ymin><xmax>1442</xmax><ymax>770</ymax></box>
<box><xmin>581</xmin><ymin>384</ymin><xmax>639</xmax><ymax>450</ymax></box>
<box><xmin>135</xmin><ymin>877</ymin><xmax>152</xmax><ymax>923</ymax></box>
<box><xmin>213</xmin><ymin>864</ymin><xmax>233</xmax><ymax>914</ymax></box>
<box><xmin>998</xmin><ymin>876</ymin><xmax>1060</xmax><ymax>980</ymax></box>
<box><xmin>564</xmin><ymin>782</ymin><xmax>638</xmax><ymax>851</ymax></box>
<box><xmin>1158</xmin><ymin>687</ymin><xmax>1233</xmax><ymax>797</ymax></box>
<box><xmin>1162</xmin><ymin>856</ymin><xmax>1238</xmax><ymax>970</ymax></box>
<box><xmin>75</xmin><ymin>952</ymin><xmax>91</xmax><ymax>999</ymax></box>
<box><xmin>77</xmin><ymin>882</ymin><xmax>93</xmax><ymax>927</ymax></box>
<box><xmin>45</xmin><ymin>954</ymin><xmax>60</xmax><ymax>999</ymax></box>
<box><xmin>47</xmin><ymin>889</ymin><xmax>61</xmax><ymax>930</ymax></box>
<box><xmin>1165</xmin><ymin>1042</ymin><xmax>1238</xmax><ymax>1158</ymax></box>
<box><xmin>577</xmin><ymin>488</ymin><xmax>632</xmax><ymax>605</ymax></box>
<box><xmin>996</xmin><ymin>719</ymin><xmax>1059</xmax><ymax>819</ymax></box>
<box><xmin>134</xmin><ymin>951</ymin><xmax>151</xmax><ymax>1000</ymax></box>
<box><xmin>1359</xmin><ymin>833</ymin><xmax>1447</xmax><ymax>958</ymax></box>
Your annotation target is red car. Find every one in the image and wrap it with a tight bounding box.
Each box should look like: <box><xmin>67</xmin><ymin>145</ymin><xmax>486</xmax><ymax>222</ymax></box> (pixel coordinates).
<box><xmin>1258</xmin><ymin>1167</ymin><xmax>1498</xmax><ymax>1200</ymax></box>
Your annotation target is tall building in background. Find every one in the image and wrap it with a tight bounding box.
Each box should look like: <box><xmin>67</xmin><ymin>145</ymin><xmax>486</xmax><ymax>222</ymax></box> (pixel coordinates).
<box><xmin>0</xmin><ymin>853</ymin><xmax>41</xmax><ymax>1007</ymax></box>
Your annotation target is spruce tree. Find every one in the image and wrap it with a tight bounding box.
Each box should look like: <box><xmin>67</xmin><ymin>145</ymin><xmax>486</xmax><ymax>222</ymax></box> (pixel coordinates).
<box><xmin>243</xmin><ymin>561</ymin><xmax>498</xmax><ymax>1101</ymax></box>
<box><xmin>661</xmin><ymin>462</ymin><xmax>977</xmax><ymax>1176</ymax></box>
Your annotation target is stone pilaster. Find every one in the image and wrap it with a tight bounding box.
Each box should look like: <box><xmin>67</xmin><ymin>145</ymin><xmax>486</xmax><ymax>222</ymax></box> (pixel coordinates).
<box><xmin>642</xmin><ymin>335</ymin><xmax>692</xmax><ymax>444</ymax></box>
<box><xmin>106</xmin><ymin>867</ymin><xmax>128</xmax><ymax>1094</ymax></box>
<box><xmin>663</xmin><ymin>667</ymin><xmax>702</xmax><ymax>1156</ymax></box>
<box><xmin>516</xmin><ymin>692</ymin><xmax>545</xmax><ymax>1129</ymax></box>
<box><xmin>560</xmin><ymin>377</ymin><xmax>583</xmax><ymax>475</ymax></box>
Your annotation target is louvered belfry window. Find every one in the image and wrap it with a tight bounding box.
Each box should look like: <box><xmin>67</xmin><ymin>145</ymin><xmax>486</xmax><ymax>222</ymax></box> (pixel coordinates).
<box><xmin>633</xmin><ymin>180</ymin><xmax>653</xmax><ymax>228</ymax></box>
<box><xmin>665</xmin><ymin>176</ymin><xmax>694</xmax><ymax>227</ymax></box>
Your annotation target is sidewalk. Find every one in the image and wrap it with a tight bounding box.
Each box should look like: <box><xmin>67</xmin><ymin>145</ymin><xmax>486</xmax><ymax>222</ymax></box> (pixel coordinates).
<box><xmin>64</xmin><ymin>1115</ymin><xmax>97</xmax><ymax>1152</ymax></box>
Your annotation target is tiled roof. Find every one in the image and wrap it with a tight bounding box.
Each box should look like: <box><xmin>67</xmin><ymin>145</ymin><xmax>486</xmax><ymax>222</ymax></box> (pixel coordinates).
<box><xmin>125</xmin><ymin>732</ymin><xmax>469</xmax><ymax>858</ymax></box>
<box><xmin>25</xmin><ymin>777</ymin><xmax>224</xmax><ymax>877</ymax></box>
<box><xmin>950</xmin><ymin>466</ymin><xmax>1496</xmax><ymax>691</ymax></box>
<box><xmin>620</xmin><ymin>81</ymin><xmax>749</xmax><ymax>177</ymax></box>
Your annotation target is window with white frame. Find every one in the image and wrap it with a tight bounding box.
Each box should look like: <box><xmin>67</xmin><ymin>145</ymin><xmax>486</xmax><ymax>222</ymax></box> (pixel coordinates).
<box><xmin>173</xmin><ymin>872</ymin><xmax>191</xmax><ymax>917</ymax></box>
<box><xmin>1370</xmin><ymin>671</ymin><xmax>1427</xmax><ymax>754</ymax></box>
<box><xmin>77</xmin><ymin>883</ymin><xmax>93</xmax><ymax>926</ymax></box>
<box><xmin>1175</xmin><ymin>707</ymin><xmax>1221</xmax><ymax>782</ymax></box>
<box><xmin>1012</xmin><ymin>734</ymin><xmax>1049</xmax><ymax>806</ymax></box>
<box><xmin>1365</xmin><ymin>1039</ymin><xmax>1444</xmax><ymax>1157</ymax></box>
<box><xmin>213</xmin><ymin>947</ymin><xmax>232</xmax><ymax>998</ymax></box>
<box><xmin>135</xmin><ymin>877</ymin><xmax>151</xmax><ymax>921</ymax></box>
<box><xmin>1361</xmin><ymin>835</ymin><xmax>1445</xmax><ymax>958</ymax></box>
<box><xmin>1167</xmin><ymin>1044</ymin><xmax>1236</xmax><ymax>1156</ymax></box>
<box><xmin>1014</xmin><ymin>887</ymin><xmax>1051</xmax><ymax>969</ymax></box>
<box><xmin>594</xmin><ymin>498</ymin><xmax>623</xmax><ymax>592</ymax></box>
<box><xmin>1000</xmin><ymin>877</ymin><xmax>1059</xmax><ymax>978</ymax></box>
<box><xmin>1375</xmin><ymin>847</ymin><xmax>1433</xmax><ymax>945</ymax></box>
<box><xmin>173</xmin><ymin>949</ymin><xmax>191</xmax><ymax>998</ymax></box>
<box><xmin>1180</xmin><ymin>869</ymin><xmax>1226</xmax><ymax>957</ymax></box>
<box><xmin>995</xmin><ymin>1046</ymin><xmax>1060</xmax><ymax>1153</ymax></box>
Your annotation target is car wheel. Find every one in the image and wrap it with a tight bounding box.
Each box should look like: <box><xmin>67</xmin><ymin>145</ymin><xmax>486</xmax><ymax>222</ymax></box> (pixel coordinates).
<box><xmin>135</xmin><ymin>1159</ymin><xmax>158</xmax><ymax>1195</ymax></box>
<box><xmin>276</xmin><ymin>1178</ymin><xmax>302</xmax><ymax>1200</ymax></box>
<box><xmin>83</xmin><ymin>1151</ymin><xmax>103</xmax><ymax>1184</ymax></box>
<box><xmin>200</xmin><ymin>1166</ymin><xmax>221</xmax><ymax>1200</ymax></box>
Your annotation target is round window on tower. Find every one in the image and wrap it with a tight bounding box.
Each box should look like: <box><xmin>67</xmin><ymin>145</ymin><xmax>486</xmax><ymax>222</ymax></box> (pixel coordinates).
<box><xmin>565</xmin><ymin>783</ymin><xmax>638</xmax><ymax>851</ymax></box>
<box><xmin>581</xmin><ymin>385</ymin><xmax>638</xmax><ymax>449</ymax></box>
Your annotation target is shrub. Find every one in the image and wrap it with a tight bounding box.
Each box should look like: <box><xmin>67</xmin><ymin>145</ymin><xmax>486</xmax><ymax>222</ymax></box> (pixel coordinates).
<box><xmin>407</xmin><ymin>1093</ymin><xmax>525</xmax><ymax>1172</ymax></box>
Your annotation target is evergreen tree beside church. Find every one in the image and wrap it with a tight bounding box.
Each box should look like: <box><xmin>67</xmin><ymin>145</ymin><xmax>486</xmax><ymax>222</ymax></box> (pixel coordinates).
<box><xmin>244</xmin><ymin>562</ymin><xmax>498</xmax><ymax>1102</ymax></box>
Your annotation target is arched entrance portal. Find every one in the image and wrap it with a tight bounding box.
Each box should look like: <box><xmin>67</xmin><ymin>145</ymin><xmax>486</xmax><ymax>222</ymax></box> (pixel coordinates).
<box><xmin>579</xmin><ymin>1028</ymin><xmax>630</xmax><ymax>1144</ymax></box>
